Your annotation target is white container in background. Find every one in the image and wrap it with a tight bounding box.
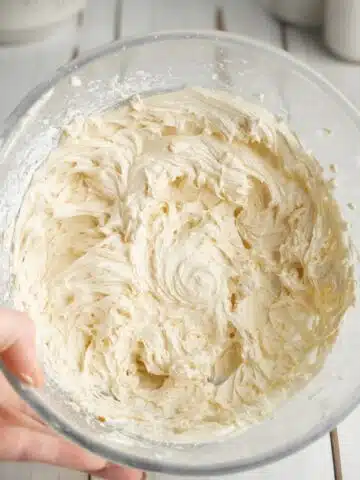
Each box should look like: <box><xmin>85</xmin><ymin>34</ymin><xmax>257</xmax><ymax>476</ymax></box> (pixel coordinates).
<box><xmin>0</xmin><ymin>0</ymin><xmax>87</xmax><ymax>44</ymax></box>
<box><xmin>262</xmin><ymin>0</ymin><xmax>324</xmax><ymax>27</ymax></box>
<box><xmin>325</xmin><ymin>0</ymin><xmax>360</xmax><ymax>62</ymax></box>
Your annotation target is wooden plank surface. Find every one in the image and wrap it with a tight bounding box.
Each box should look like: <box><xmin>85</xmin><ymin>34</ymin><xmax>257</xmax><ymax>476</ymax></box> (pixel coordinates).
<box><xmin>75</xmin><ymin>4</ymin><xmax>119</xmax><ymax>479</ymax></box>
<box><xmin>286</xmin><ymin>26</ymin><xmax>360</xmax><ymax>109</ymax></box>
<box><xmin>0</xmin><ymin>18</ymin><xmax>77</xmax><ymax>125</ymax></box>
<box><xmin>337</xmin><ymin>405</ymin><xmax>360</xmax><ymax>480</ymax></box>
<box><xmin>203</xmin><ymin>9</ymin><xmax>332</xmax><ymax>479</ymax></box>
<box><xmin>286</xmin><ymin>25</ymin><xmax>360</xmax><ymax>480</ymax></box>
<box><xmin>220</xmin><ymin>0</ymin><xmax>281</xmax><ymax>45</ymax></box>
<box><xmin>117</xmin><ymin>1</ymin><xmax>333</xmax><ymax>479</ymax></box>
<box><xmin>0</xmin><ymin>3</ymin><xmax>115</xmax><ymax>480</ymax></box>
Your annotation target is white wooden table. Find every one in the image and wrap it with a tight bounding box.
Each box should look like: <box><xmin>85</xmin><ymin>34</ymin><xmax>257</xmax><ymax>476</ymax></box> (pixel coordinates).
<box><xmin>1</xmin><ymin>1</ymin><xmax>359</xmax><ymax>479</ymax></box>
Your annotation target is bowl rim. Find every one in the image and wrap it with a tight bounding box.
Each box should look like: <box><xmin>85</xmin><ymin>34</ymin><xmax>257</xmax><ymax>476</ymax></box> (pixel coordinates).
<box><xmin>2</xmin><ymin>29</ymin><xmax>360</xmax><ymax>475</ymax></box>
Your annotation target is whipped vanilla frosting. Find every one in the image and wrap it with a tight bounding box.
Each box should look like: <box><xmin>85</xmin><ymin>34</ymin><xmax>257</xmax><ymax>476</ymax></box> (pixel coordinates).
<box><xmin>13</xmin><ymin>88</ymin><xmax>354</xmax><ymax>440</ymax></box>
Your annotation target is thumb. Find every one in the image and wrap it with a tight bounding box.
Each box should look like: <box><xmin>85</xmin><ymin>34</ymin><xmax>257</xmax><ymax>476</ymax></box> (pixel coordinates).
<box><xmin>1</xmin><ymin>426</ymin><xmax>144</xmax><ymax>479</ymax></box>
<box><xmin>0</xmin><ymin>308</ymin><xmax>43</xmax><ymax>386</ymax></box>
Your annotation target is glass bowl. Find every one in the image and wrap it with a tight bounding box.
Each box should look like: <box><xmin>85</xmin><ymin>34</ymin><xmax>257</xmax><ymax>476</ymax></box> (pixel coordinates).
<box><xmin>1</xmin><ymin>31</ymin><xmax>360</xmax><ymax>477</ymax></box>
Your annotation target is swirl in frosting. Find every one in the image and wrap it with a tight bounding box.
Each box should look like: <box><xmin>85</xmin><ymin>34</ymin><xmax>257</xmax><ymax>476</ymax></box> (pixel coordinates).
<box><xmin>13</xmin><ymin>88</ymin><xmax>354</xmax><ymax>440</ymax></box>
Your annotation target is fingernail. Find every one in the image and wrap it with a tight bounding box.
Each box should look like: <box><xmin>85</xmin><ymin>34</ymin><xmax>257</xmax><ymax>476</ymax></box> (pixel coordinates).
<box><xmin>20</xmin><ymin>368</ymin><xmax>43</xmax><ymax>388</ymax></box>
<box><xmin>20</xmin><ymin>373</ymin><xmax>34</xmax><ymax>385</ymax></box>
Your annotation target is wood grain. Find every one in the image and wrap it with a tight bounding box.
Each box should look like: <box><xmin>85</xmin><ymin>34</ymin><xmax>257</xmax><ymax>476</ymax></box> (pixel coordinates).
<box><xmin>0</xmin><ymin>463</ymin><xmax>87</xmax><ymax>480</ymax></box>
<box><xmin>330</xmin><ymin>429</ymin><xmax>342</xmax><ymax>480</ymax></box>
<box><xmin>154</xmin><ymin>437</ymin><xmax>334</xmax><ymax>480</ymax></box>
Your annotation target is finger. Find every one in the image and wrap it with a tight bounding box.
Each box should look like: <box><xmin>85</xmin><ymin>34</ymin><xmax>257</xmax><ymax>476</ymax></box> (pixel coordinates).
<box><xmin>0</xmin><ymin>426</ymin><xmax>144</xmax><ymax>479</ymax></box>
<box><xmin>0</xmin><ymin>404</ymin><xmax>47</xmax><ymax>434</ymax></box>
<box><xmin>0</xmin><ymin>425</ymin><xmax>107</xmax><ymax>471</ymax></box>
<box><xmin>0</xmin><ymin>372</ymin><xmax>44</xmax><ymax>423</ymax></box>
<box><xmin>0</xmin><ymin>308</ymin><xmax>43</xmax><ymax>386</ymax></box>
<box><xmin>89</xmin><ymin>464</ymin><xmax>145</xmax><ymax>480</ymax></box>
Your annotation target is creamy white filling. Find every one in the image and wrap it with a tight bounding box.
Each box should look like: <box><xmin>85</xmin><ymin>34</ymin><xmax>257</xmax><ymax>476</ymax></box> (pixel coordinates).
<box><xmin>13</xmin><ymin>88</ymin><xmax>354</xmax><ymax>440</ymax></box>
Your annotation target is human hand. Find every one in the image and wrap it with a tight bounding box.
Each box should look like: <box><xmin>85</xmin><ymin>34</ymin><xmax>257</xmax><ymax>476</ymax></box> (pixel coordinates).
<box><xmin>0</xmin><ymin>308</ymin><xmax>145</xmax><ymax>480</ymax></box>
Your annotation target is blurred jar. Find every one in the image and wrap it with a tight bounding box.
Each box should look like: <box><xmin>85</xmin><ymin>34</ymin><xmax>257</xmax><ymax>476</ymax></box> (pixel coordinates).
<box><xmin>324</xmin><ymin>0</ymin><xmax>360</xmax><ymax>62</ymax></box>
<box><xmin>262</xmin><ymin>0</ymin><xmax>324</xmax><ymax>27</ymax></box>
<box><xmin>0</xmin><ymin>0</ymin><xmax>87</xmax><ymax>44</ymax></box>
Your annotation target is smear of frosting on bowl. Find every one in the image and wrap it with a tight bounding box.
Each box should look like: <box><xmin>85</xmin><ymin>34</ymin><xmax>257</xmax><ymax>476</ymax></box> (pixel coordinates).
<box><xmin>13</xmin><ymin>88</ymin><xmax>354</xmax><ymax>441</ymax></box>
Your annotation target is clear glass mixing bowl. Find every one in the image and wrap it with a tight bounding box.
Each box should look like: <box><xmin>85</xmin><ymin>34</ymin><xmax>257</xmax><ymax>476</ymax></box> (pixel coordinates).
<box><xmin>1</xmin><ymin>31</ymin><xmax>360</xmax><ymax>476</ymax></box>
